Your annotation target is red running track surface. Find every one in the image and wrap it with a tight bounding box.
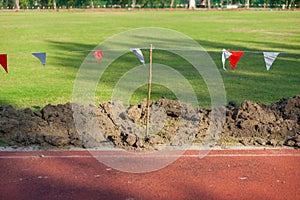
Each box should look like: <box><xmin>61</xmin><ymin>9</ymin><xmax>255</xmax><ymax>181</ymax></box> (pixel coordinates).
<box><xmin>0</xmin><ymin>149</ymin><xmax>299</xmax><ymax>200</ymax></box>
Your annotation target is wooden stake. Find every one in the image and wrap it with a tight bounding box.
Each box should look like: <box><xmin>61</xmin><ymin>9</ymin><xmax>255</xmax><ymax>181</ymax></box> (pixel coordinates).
<box><xmin>146</xmin><ymin>44</ymin><xmax>153</xmax><ymax>138</ymax></box>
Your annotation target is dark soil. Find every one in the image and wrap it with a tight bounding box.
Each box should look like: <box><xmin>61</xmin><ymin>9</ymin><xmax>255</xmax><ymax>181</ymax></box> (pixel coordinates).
<box><xmin>0</xmin><ymin>95</ymin><xmax>299</xmax><ymax>150</ymax></box>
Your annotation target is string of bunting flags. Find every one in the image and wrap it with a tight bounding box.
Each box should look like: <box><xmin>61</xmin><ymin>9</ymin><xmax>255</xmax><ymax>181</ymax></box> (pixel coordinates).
<box><xmin>221</xmin><ymin>49</ymin><xmax>281</xmax><ymax>71</ymax></box>
<box><xmin>0</xmin><ymin>48</ymin><xmax>298</xmax><ymax>73</ymax></box>
<box><xmin>0</xmin><ymin>52</ymin><xmax>46</xmax><ymax>73</ymax></box>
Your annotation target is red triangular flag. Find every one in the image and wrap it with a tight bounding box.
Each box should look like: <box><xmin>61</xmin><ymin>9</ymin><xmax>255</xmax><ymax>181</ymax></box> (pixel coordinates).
<box><xmin>0</xmin><ymin>54</ymin><xmax>8</xmax><ymax>73</ymax></box>
<box><xmin>228</xmin><ymin>51</ymin><xmax>244</xmax><ymax>70</ymax></box>
<box><xmin>93</xmin><ymin>50</ymin><xmax>103</xmax><ymax>63</ymax></box>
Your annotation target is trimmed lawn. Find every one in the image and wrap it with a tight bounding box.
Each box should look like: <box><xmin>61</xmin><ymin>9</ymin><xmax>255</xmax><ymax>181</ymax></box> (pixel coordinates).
<box><xmin>0</xmin><ymin>10</ymin><xmax>299</xmax><ymax>108</ymax></box>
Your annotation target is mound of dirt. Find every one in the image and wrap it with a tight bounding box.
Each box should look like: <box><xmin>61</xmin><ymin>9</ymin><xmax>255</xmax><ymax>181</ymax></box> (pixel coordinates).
<box><xmin>0</xmin><ymin>95</ymin><xmax>299</xmax><ymax>150</ymax></box>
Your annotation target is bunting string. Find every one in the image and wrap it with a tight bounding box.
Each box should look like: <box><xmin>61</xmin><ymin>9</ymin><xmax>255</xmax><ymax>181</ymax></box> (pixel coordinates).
<box><xmin>2</xmin><ymin>48</ymin><xmax>300</xmax><ymax>54</ymax></box>
<box><xmin>71</xmin><ymin>48</ymin><xmax>300</xmax><ymax>54</ymax></box>
<box><xmin>0</xmin><ymin>48</ymin><xmax>299</xmax><ymax>73</ymax></box>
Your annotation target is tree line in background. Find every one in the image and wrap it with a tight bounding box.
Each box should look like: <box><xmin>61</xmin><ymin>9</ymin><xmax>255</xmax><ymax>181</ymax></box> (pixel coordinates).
<box><xmin>0</xmin><ymin>0</ymin><xmax>298</xmax><ymax>10</ymax></box>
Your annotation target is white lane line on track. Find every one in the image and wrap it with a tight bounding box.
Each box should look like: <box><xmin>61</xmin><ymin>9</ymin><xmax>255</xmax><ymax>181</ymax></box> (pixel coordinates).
<box><xmin>0</xmin><ymin>153</ymin><xmax>299</xmax><ymax>159</ymax></box>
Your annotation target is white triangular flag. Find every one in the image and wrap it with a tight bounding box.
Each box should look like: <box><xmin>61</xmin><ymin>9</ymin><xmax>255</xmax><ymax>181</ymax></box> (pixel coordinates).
<box><xmin>130</xmin><ymin>48</ymin><xmax>145</xmax><ymax>65</ymax></box>
<box><xmin>263</xmin><ymin>52</ymin><xmax>279</xmax><ymax>71</ymax></box>
<box><xmin>222</xmin><ymin>49</ymin><xmax>232</xmax><ymax>70</ymax></box>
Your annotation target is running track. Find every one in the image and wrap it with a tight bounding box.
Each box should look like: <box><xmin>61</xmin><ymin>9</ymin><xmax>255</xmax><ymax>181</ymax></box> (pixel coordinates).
<box><xmin>0</xmin><ymin>149</ymin><xmax>299</xmax><ymax>200</ymax></box>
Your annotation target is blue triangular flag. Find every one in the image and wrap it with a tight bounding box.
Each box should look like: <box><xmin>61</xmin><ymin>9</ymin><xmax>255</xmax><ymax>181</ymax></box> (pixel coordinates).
<box><xmin>32</xmin><ymin>52</ymin><xmax>46</xmax><ymax>67</ymax></box>
<box><xmin>130</xmin><ymin>48</ymin><xmax>145</xmax><ymax>65</ymax></box>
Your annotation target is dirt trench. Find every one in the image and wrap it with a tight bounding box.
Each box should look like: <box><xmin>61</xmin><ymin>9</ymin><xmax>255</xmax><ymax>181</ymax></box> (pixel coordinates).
<box><xmin>0</xmin><ymin>95</ymin><xmax>299</xmax><ymax>150</ymax></box>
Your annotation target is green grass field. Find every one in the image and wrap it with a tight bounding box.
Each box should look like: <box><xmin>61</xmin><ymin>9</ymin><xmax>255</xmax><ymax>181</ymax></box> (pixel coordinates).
<box><xmin>0</xmin><ymin>10</ymin><xmax>299</xmax><ymax>108</ymax></box>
